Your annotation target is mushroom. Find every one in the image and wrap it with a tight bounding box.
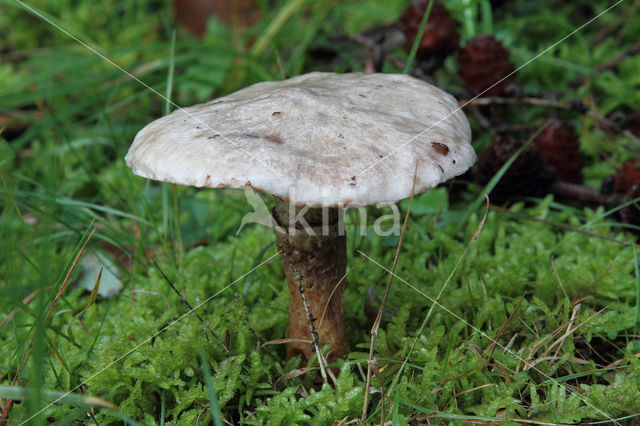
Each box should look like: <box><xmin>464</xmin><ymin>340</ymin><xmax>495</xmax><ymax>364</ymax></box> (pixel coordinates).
<box><xmin>125</xmin><ymin>72</ymin><xmax>475</xmax><ymax>364</ymax></box>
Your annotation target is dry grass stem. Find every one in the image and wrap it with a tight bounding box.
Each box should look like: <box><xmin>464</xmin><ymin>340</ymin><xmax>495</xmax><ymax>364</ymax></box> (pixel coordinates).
<box><xmin>12</xmin><ymin>227</ymin><xmax>97</xmax><ymax>386</ymax></box>
<box><xmin>361</xmin><ymin>163</ymin><xmax>418</xmax><ymax>422</ymax></box>
<box><xmin>550</xmin><ymin>257</ymin><xmax>570</xmax><ymax>301</ymax></box>
<box><xmin>485</xmin><ymin>296</ymin><xmax>524</xmax><ymax>364</ymax></box>
<box><xmin>260</xmin><ymin>338</ymin><xmax>312</xmax><ymax>350</ymax></box>
<box><xmin>318</xmin><ymin>257</ymin><xmax>367</xmax><ymax>329</ymax></box>
<box><xmin>153</xmin><ymin>258</ymin><xmax>230</xmax><ymax>354</ymax></box>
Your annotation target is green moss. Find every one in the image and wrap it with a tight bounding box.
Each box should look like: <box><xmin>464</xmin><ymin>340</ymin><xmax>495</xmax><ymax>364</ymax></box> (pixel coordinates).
<box><xmin>2</xmin><ymin>0</ymin><xmax>640</xmax><ymax>423</ymax></box>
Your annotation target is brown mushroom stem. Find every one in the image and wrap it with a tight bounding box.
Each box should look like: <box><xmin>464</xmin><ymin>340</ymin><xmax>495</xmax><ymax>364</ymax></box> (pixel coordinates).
<box><xmin>273</xmin><ymin>198</ymin><xmax>350</xmax><ymax>364</ymax></box>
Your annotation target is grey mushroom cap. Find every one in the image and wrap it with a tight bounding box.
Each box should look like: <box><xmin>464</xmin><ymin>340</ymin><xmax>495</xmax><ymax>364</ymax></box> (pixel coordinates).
<box><xmin>125</xmin><ymin>72</ymin><xmax>475</xmax><ymax>207</ymax></box>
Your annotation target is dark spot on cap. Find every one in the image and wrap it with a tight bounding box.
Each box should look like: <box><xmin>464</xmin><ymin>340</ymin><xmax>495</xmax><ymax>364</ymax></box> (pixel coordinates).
<box><xmin>437</xmin><ymin>164</ymin><xmax>444</xmax><ymax>173</ymax></box>
<box><xmin>208</xmin><ymin>134</ymin><xmax>220</xmax><ymax>139</ymax></box>
<box><xmin>338</xmin><ymin>134</ymin><xmax>344</xmax><ymax>138</ymax></box>
<box><xmin>246</xmin><ymin>133</ymin><xmax>284</xmax><ymax>144</ymax></box>
<box><xmin>349</xmin><ymin>176</ymin><xmax>356</xmax><ymax>186</ymax></box>
<box><xmin>204</xmin><ymin>174</ymin><xmax>212</xmax><ymax>185</ymax></box>
<box><xmin>265</xmin><ymin>134</ymin><xmax>285</xmax><ymax>144</ymax></box>
<box><xmin>453</xmin><ymin>159</ymin><xmax>456</xmax><ymax>164</ymax></box>
<box><xmin>431</xmin><ymin>142</ymin><xmax>449</xmax><ymax>155</ymax></box>
<box><xmin>272</xmin><ymin>111</ymin><xmax>282</xmax><ymax>117</ymax></box>
<box><xmin>379</xmin><ymin>155</ymin><xmax>383</xmax><ymax>158</ymax></box>
<box><xmin>359</xmin><ymin>94</ymin><xmax>367</xmax><ymax>98</ymax></box>
<box><xmin>196</xmin><ymin>126</ymin><xmax>201</xmax><ymax>129</ymax></box>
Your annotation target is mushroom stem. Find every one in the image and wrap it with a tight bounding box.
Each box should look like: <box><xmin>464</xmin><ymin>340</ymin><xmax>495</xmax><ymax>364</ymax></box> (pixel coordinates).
<box><xmin>273</xmin><ymin>197</ymin><xmax>350</xmax><ymax>364</ymax></box>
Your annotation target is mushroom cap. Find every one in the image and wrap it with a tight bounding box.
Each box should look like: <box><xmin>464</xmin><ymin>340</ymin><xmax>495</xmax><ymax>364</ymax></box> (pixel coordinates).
<box><xmin>125</xmin><ymin>72</ymin><xmax>475</xmax><ymax>206</ymax></box>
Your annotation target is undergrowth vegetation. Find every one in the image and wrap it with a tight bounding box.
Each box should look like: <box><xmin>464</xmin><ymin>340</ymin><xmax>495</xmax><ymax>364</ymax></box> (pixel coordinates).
<box><xmin>1</xmin><ymin>0</ymin><xmax>639</xmax><ymax>424</ymax></box>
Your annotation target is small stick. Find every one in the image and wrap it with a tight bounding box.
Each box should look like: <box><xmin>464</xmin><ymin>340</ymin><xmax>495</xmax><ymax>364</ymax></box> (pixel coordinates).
<box><xmin>153</xmin><ymin>258</ymin><xmax>230</xmax><ymax>355</ymax></box>
<box><xmin>595</xmin><ymin>40</ymin><xmax>640</xmax><ymax>73</ymax></box>
<box><xmin>551</xmin><ymin>180</ymin><xmax>622</xmax><ymax>206</ymax></box>
<box><xmin>348</xmin><ymin>33</ymin><xmax>432</xmax><ymax>81</ymax></box>
<box><xmin>460</xmin><ymin>96</ymin><xmax>570</xmax><ymax>109</ymax></box>
<box><xmin>487</xmin><ymin>204</ymin><xmax>639</xmax><ymax>249</ymax></box>
<box><xmin>289</xmin><ymin>264</ymin><xmax>329</xmax><ymax>384</ymax></box>
<box><xmin>459</xmin><ymin>96</ymin><xmax>616</xmax><ymax>130</ymax></box>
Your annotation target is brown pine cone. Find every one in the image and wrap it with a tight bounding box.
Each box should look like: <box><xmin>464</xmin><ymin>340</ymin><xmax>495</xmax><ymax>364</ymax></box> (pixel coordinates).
<box><xmin>458</xmin><ymin>35</ymin><xmax>516</xmax><ymax>96</ymax></box>
<box><xmin>474</xmin><ymin>136</ymin><xmax>555</xmax><ymax>204</ymax></box>
<box><xmin>620</xmin><ymin>182</ymin><xmax>640</xmax><ymax>235</ymax></box>
<box><xmin>400</xmin><ymin>0</ymin><xmax>460</xmax><ymax>58</ymax></box>
<box><xmin>612</xmin><ymin>161</ymin><xmax>640</xmax><ymax>194</ymax></box>
<box><xmin>532</xmin><ymin>119</ymin><xmax>583</xmax><ymax>184</ymax></box>
<box><xmin>173</xmin><ymin>0</ymin><xmax>260</xmax><ymax>39</ymax></box>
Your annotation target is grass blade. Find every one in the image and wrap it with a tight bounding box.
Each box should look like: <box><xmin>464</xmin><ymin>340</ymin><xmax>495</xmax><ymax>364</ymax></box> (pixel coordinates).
<box><xmin>0</xmin><ymin>385</ymin><xmax>116</xmax><ymax>409</ymax></box>
<box><xmin>403</xmin><ymin>0</ymin><xmax>435</xmax><ymax>74</ymax></box>
<box><xmin>200</xmin><ymin>350</ymin><xmax>224</xmax><ymax>426</ymax></box>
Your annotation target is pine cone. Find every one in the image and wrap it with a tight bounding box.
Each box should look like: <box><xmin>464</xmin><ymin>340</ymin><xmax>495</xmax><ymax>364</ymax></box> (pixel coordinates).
<box><xmin>612</xmin><ymin>161</ymin><xmax>640</xmax><ymax>194</ymax></box>
<box><xmin>173</xmin><ymin>0</ymin><xmax>260</xmax><ymax>39</ymax></box>
<box><xmin>400</xmin><ymin>1</ymin><xmax>460</xmax><ymax>58</ymax></box>
<box><xmin>532</xmin><ymin>119</ymin><xmax>583</xmax><ymax>183</ymax></box>
<box><xmin>458</xmin><ymin>35</ymin><xmax>515</xmax><ymax>96</ymax></box>
<box><xmin>475</xmin><ymin>136</ymin><xmax>555</xmax><ymax>204</ymax></box>
<box><xmin>604</xmin><ymin>161</ymin><xmax>640</xmax><ymax>236</ymax></box>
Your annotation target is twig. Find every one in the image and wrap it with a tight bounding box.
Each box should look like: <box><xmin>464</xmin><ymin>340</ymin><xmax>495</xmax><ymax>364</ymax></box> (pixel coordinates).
<box><xmin>348</xmin><ymin>33</ymin><xmax>432</xmax><ymax>82</ymax></box>
<box><xmin>488</xmin><ymin>204</ymin><xmax>639</xmax><ymax>248</ymax></box>
<box><xmin>361</xmin><ymin>163</ymin><xmax>417</xmax><ymax>422</ymax></box>
<box><xmin>460</xmin><ymin>96</ymin><xmax>616</xmax><ymax>130</ymax></box>
<box><xmin>551</xmin><ymin>180</ymin><xmax>622</xmax><ymax>206</ymax></box>
<box><xmin>289</xmin><ymin>264</ymin><xmax>329</xmax><ymax>384</ymax></box>
<box><xmin>467</xmin><ymin>106</ymin><xmax>493</xmax><ymax>133</ymax></box>
<box><xmin>461</xmin><ymin>96</ymin><xmax>574</xmax><ymax>109</ymax></box>
<box><xmin>595</xmin><ymin>40</ymin><xmax>640</xmax><ymax>73</ymax></box>
<box><xmin>153</xmin><ymin>258</ymin><xmax>230</xmax><ymax>355</ymax></box>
